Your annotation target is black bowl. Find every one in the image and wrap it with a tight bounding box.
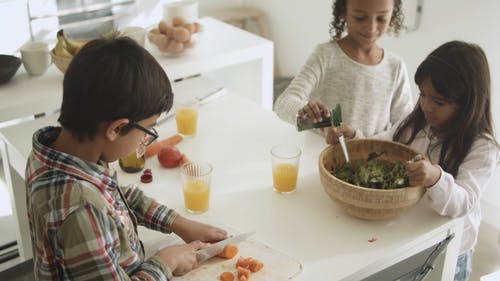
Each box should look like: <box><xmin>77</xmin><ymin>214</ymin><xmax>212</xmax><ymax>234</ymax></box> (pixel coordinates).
<box><xmin>0</xmin><ymin>54</ymin><xmax>22</xmax><ymax>85</ymax></box>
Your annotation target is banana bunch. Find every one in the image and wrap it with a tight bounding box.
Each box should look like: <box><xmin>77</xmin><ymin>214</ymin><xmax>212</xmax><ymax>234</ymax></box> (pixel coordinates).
<box><xmin>53</xmin><ymin>29</ymin><xmax>86</xmax><ymax>58</ymax></box>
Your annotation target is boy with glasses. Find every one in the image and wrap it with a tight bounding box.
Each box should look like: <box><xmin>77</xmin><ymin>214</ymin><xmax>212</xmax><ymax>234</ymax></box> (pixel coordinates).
<box><xmin>26</xmin><ymin>37</ymin><xmax>227</xmax><ymax>280</ymax></box>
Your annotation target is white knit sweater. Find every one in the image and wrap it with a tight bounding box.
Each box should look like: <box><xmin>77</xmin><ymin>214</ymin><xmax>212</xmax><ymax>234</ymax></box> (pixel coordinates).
<box><xmin>274</xmin><ymin>41</ymin><xmax>414</xmax><ymax>137</ymax></box>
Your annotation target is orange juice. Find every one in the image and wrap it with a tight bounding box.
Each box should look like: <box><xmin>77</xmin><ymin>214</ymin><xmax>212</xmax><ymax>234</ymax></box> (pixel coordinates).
<box><xmin>273</xmin><ymin>163</ymin><xmax>298</xmax><ymax>193</ymax></box>
<box><xmin>183</xmin><ymin>180</ymin><xmax>210</xmax><ymax>212</ymax></box>
<box><xmin>176</xmin><ymin>108</ymin><xmax>198</xmax><ymax>135</ymax></box>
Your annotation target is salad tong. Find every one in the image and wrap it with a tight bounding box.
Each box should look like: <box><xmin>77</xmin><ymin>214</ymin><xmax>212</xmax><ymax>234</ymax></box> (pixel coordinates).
<box><xmin>296</xmin><ymin>104</ymin><xmax>350</xmax><ymax>162</ymax></box>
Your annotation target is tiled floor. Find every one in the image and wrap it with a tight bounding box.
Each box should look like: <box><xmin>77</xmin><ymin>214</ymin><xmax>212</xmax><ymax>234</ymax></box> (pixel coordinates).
<box><xmin>470</xmin><ymin>222</ymin><xmax>500</xmax><ymax>280</ymax></box>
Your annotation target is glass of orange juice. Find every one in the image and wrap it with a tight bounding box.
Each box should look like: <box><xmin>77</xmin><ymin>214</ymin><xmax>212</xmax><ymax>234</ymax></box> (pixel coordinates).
<box><xmin>175</xmin><ymin>99</ymin><xmax>199</xmax><ymax>136</ymax></box>
<box><xmin>180</xmin><ymin>161</ymin><xmax>213</xmax><ymax>213</ymax></box>
<box><xmin>270</xmin><ymin>144</ymin><xmax>301</xmax><ymax>194</ymax></box>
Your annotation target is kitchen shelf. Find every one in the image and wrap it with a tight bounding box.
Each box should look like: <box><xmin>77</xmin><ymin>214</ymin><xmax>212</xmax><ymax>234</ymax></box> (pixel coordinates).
<box><xmin>28</xmin><ymin>0</ymin><xmax>135</xmax><ymax>20</ymax></box>
<box><xmin>26</xmin><ymin>0</ymin><xmax>136</xmax><ymax>41</ymax></box>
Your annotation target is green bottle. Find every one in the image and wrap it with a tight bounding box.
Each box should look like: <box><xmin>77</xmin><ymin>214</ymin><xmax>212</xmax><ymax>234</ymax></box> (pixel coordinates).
<box><xmin>119</xmin><ymin>151</ymin><xmax>145</xmax><ymax>173</ymax></box>
<box><xmin>296</xmin><ymin>103</ymin><xmax>342</xmax><ymax>131</ymax></box>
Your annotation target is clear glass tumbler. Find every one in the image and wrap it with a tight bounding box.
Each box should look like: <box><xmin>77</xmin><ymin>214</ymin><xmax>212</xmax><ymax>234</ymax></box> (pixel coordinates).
<box><xmin>270</xmin><ymin>144</ymin><xmax>301</xmax><ymax>194</ymax></box>
<box><xmin>180</xmin><ymin>161</ymin><xmax>213</xmax><ymax>213</ymax></box>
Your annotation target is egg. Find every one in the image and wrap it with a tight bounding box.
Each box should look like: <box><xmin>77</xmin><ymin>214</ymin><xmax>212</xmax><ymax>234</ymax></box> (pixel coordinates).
<box><xmin>158</xmin><ymin>21</ymin><xmax>171</xmax><ymax>35</ymax></box>
<box><xmin>193</xmin><ymin>22</ymin><xmax>202</xmax><ymax>33</ymax></box>
<box><xmin>172</xmin><ymin>27</ymin><xmax>191</xmax><ymax>42</ymax></box>
<box><xmin>184</xmin><ymin>39</ymin><xmax>196</xmax><ymax>49</ymax></box>
<box><xmin>149</xmin><ymin>33</ymin><xmax>169</xmax><ymax>49</ymax></box>
<box><xmin>183</xmin><ymin>23</ymin><xmax>196</xmax><ymax>34</ymax></box>
<box><xmin>167</xmin><ymin>40</ymin><xmax>184</xmax><ymax>53</ymax></box>
<box><xmin>172</xmin><ymin>17</ymin><xmax>186</xmax><ymax>27</ymax></box>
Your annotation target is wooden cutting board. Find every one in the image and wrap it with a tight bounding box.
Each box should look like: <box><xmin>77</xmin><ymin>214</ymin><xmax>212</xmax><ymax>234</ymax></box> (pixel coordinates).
<box><xmin>174</xmin><ymin>239</ymin><xmax>303</xmax><ymax>281</ymax></box>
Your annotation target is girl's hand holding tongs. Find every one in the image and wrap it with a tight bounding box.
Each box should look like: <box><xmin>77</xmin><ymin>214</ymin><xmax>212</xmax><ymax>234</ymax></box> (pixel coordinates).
<box><xmin>405</xmin><ymin>154</ymin><xmax>441</xmax><ymax>187</ymax></box>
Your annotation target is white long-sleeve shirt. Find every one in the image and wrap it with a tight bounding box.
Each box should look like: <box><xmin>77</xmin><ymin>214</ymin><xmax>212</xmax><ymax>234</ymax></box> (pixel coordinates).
<box><xmin>371</xmin><ymin>126</ymin><xmax>500</xmax><ymax>254</ymax></box>
<box><xmin>274</xmin><ymin>41</ymin><xmax>414</xmax><ymax>137</ymax></box>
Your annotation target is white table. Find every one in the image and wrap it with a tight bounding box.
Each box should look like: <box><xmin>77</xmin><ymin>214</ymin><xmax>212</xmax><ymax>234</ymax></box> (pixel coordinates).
<box><xmin>0</xmin><ymin>88</ymin><xmax>463</xmax><ymax>280</ymax></box>
<box><xmin>0</xmin><ymin>17</ymin><xmax>273</xmax><ymax>124</ymax></box>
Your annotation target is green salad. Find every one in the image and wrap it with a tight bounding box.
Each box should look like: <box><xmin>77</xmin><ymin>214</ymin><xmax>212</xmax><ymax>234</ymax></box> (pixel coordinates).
<box><xmin>331</xmin><ymin>158</ymin><xmax>409</xmax><ymax>189</ymax></box>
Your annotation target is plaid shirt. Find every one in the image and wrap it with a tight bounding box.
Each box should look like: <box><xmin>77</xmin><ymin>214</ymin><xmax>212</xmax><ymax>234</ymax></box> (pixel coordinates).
<box><xmin>26</xmin><ymin>126</ymin><xmax>179</xmax><ymax>281</ymax></box>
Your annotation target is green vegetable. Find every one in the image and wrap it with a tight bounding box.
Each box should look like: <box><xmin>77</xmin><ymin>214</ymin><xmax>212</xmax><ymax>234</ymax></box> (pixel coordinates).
<box><xmin>331</xmin><ymin>158</ymin><xmax>409</xmax><ymax>189</ymax></box>
<box><xmin>331</xmin><ymin>103</ymin><xmax>342</xmax><ymax>127</ymax></box>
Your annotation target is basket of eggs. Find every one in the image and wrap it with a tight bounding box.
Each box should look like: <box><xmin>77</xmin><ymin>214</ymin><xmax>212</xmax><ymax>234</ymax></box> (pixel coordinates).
<box><xmin>318</xmin><ymin>139</ymin><xmax>426</xmax><ymax>220</ymax></box>
<box><xmin>148</xmin><ymin>17</ymin><xmax>202</xmax><ymax>56</ymax></box>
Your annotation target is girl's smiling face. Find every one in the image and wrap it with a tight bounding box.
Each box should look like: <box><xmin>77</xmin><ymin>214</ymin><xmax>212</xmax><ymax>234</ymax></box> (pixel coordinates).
<box><xmin>344</xmin><ymin>0</ymin><xmax>394</xmax><ymax>47</ymax></box>
<box><xmin>418</xmin><ymin>76</ymin><xmax>461</xmax><ymax>131</ymax></box>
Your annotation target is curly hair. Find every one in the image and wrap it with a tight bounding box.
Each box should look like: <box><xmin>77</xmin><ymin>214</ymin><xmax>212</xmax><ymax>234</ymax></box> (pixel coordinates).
<box><xmin>329</xmin><ymin>0</ymin><xmax>404</xmax><ymax>41</ymax></box>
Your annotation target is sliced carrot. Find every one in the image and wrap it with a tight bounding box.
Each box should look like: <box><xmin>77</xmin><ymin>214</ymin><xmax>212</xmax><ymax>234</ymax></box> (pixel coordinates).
<box><xmin>236</xmin><ymin>257</ymin><xmax>255</xmax><ymax>268</ymax></box>
<box><xmin>220</xmin><ymin>271</ymin><xmax>235</xmax><ymax>281</ymax></box>
<box><xmin>238</xmin><ymin>275</ymin><xmax>248</xmax><ymax>281</ymax></box>
<box><xmin>237</xmin><ymin>266</ymin><xmax>251</xmax><ymax>279</ymax></box>
<box><xmin>217</xmin><ymin>244</ymin><xmax>239</xmax><ymax>259</ymax></box>
<box><xmin>248</xmin><ymin>260</ymin><xmax>264</xmax><ymax>272</ymax></box>
<box><xmin>144</xmin><ymin>134</ymin><xmax>183</xmax><ymax>158</ymax></box>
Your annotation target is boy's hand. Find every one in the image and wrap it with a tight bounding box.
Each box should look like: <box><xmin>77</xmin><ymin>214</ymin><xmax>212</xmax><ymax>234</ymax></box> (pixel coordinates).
<box><xmin>326</xmin><ymin>124</ymin><xmax>356</xmax><ymax>145</ymax></box>
<box><xmin>405</xmin><ymin>159</ymin><xmax>441</xmax><ymax>187</ymax></box>
<box><xmin>154</xmin><ymin>240</ymin><xmax>208</xmax><ymax>276</ymax></box>
<box><xmin>299</xmin><ymin>100</ymin><xmax>330</xmax><ymax>123</ymax></box>
<box><xmin>171</xmin><ymin>216</ymin><xmax>228</xmax><ymax>244</ymax></box>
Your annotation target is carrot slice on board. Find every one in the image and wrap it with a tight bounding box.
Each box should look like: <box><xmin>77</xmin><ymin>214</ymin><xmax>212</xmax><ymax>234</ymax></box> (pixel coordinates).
<box><xmin>237</xmin><ymin>266</ymin><xmax>251</xmax><ymax>279</ymax></box>
<box><xmin>238</xmin><ymin>275</ymin><xmax>248</xmax><ymax>281</ymax></box>
<box><xmin>248</xmin><ymin>260</ymin><xmax>264</xmax><ymax>272</ymax></box>
<box><xmin>236</xmin><ymin>257</ymin><xmax>253</xmax><ymax>268</ymax></box>
<box><xmin>144</xmin><ymin>134</ymin><xmax>183</xmax><ymax>158</ymax></box>
<box><xmin>217</xmin><ymin>244</ymin><xmax>239</xmax><ymax>259</ymax></box>
<box><xmin>220</xmin><ymin>271</ymin><xmax>235</xmax><ymax>281</ymax></box>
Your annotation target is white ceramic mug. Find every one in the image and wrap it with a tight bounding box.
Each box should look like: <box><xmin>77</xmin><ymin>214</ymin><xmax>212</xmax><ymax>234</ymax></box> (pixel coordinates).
<box><xmin>122</xmin><ymin>26</ymin><xmax>146</xmax><ymax>47</ymax></box>
<box><xmin>163</xmin><ymin>0</ymin><xmax>199</xmax><ymax>24</ymax></box>
<box><xmin>20</xmin><ymin>41</ymin><xmax>51</xmax><ymax>76</ymax></box>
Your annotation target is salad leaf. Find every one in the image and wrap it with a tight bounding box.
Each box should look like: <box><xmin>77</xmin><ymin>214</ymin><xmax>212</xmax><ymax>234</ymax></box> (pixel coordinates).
<box><xmin>331</xmin><ymin>158</ymin><xmax>409</xmax><ymax>189</ymax></box>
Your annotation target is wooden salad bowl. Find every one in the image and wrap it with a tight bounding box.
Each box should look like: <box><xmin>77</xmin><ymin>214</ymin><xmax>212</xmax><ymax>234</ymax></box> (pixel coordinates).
<box><xmin>318</xmin><ymin>139</ymin><xmax>426</xmax><ymax>220</ymax></box>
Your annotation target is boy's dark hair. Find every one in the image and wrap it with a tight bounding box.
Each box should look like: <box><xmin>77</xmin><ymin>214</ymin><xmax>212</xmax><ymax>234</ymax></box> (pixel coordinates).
<box><xmin>393</xmin><ymin>40</ymin><xmax>497</xmax><ymax>176</ymax></box>
<box><xmin>329</xmin><ymin>0</ymin><xmax>403</xmax><ymax>41</ymax></box>
<box><xmin>58</xmin><ymin>36</ymin><xmax>173</xmax><ymax>140</ymax></box>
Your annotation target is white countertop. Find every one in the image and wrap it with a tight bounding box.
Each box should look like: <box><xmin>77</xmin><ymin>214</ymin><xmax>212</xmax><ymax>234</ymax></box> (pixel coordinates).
<box><xmin>0</xmin><ymin>85</ymin><xmax>463</xmax><ymax>280</ymax></box>
<box><xmin>0</xmin><ymin>17</ymin><xmax>273</xmax><ymax>123</ymax></box>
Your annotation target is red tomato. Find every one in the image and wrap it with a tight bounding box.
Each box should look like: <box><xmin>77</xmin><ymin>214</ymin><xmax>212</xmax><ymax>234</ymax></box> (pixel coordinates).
<box><xmin>157</xmin><ymin>145</ymin><xmax>183</xmax><ymax>168</ymax></box>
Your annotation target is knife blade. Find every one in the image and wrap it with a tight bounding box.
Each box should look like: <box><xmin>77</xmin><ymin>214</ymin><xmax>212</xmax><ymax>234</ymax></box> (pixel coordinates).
<box><xmin>331</xmin><ymin>104</ymin><xmax>350</xmax><ymax>163</ymax></box>
<box><xmin>156</xmin><ymin>86</ymin><xmax>226</xmax><ymax>125</ymax></box>
<box><xmin>196</xmin><ymin>232</ymin><xmax>255</xmax><ymax>263</ymax></box>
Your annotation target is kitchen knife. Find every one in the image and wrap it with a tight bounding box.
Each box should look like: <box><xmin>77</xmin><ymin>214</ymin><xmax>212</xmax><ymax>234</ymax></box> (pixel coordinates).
<box><xmin>196</xmin><ymin>232</ymin><xmax>255</xmax><ymax>263</ymax></box>
<box><xmin>156</xmin><ymin>86</ymin><xmax>226</xmax><ymax>125</ymax></box>
<box><xmin>331</xmin><ymin>104</ymin><xmax>350</xmax><ymax>163</ymax></box>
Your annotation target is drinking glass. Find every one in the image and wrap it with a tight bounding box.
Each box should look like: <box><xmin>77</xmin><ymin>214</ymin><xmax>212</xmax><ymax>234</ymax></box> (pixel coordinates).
<box><xmin>180</xmin><ymin>161</ymin><xmax>212</xmax><ymax>213</ymax></box>
<box><xmin>270</xmin><ymin>144</ymin><xmax>301</xmax><ymax>194</ymax></box>
<box><xmin>175</xmin><ymin>99</ymin><xmax>199</xmax><ymax>136</ymax></box>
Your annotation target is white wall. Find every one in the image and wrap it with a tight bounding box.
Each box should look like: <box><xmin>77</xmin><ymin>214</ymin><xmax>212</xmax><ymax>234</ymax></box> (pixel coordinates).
<box><xmin>0</xmin><ymin>0</ymin><xmax>241</xmax><ymax>54</ymax></box>
<box><xmin>247</xmin><ymin>0</ymin><xmax>500</xmax><ymax>228</ymax></box>
<box><xmin>0</xmin><ymin>0</ymin><xmax>31</xmax><ymax>54</ymax></box>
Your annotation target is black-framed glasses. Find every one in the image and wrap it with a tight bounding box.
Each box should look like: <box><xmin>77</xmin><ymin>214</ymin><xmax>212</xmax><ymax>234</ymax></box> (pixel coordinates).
<box><xmin>129</xmin><ymin>123</ymin><xmax>159</xmax><ymax>147</ymax></box>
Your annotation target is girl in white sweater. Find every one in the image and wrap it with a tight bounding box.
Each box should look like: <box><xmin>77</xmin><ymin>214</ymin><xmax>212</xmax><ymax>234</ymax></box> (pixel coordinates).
<box><xmin>328</xmin><ymin>40</ymin><xmax>499</xmax><ymax>281</ymax></box>
<box><xmin>274</xmin><ymin>0</ymin><xmax>413</xmax><ymax>137</ymax></box>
